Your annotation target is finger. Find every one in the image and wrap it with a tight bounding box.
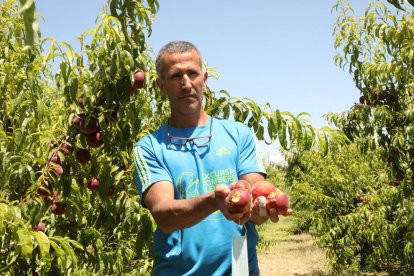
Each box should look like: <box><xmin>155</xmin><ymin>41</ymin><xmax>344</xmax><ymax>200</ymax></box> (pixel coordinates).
<box><xmin>268</xmin><ymin>208</ymin><xmax>279</xmax><ymax>223</ymax></box>
<box><xmin>253</xmin><ymin>196</ymin><xmax>268</xmax><ymax>218</ymax></box>
<box><xmin>234</xmin><ymin>211</ymin><xmax>251</xmax><ymax>225</ymax></box>
<box><xmin>215</xmin><ymin>184</ymin><xmax>230</xmax><ymax>198</ymax></box>
<box><xmin>280</xmin><ymin>208</ymin><xmax>293</xmax><ymax>216</ymax></box>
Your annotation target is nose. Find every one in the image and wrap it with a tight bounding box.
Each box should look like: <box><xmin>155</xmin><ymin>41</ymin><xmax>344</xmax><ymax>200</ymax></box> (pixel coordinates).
<box><xmin>181</xmin><ymin>74</ymin><xmax>191</xmax><ymax>90</ymax></box>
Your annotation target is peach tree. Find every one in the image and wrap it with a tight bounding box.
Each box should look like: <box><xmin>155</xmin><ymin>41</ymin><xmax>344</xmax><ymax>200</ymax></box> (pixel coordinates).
<box><xmin>286</xmin><ymin>0</ymin><xmax>414</xmax><ymax>274</ymax></box>
<box><xmin>0</xmin><ymin>0</ymin><xmax>340</xmax><ymax>274</ymax></box>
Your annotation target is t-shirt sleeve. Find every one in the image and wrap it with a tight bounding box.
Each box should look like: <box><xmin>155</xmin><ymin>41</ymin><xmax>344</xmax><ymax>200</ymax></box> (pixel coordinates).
<box><xmin>237</xmin><ymin>123</ymin><xmax>267</xmax><ymax>177</ymax></box>
<box><xmin>132</xmin><ymin>141</ymin><xmax>172</xmax><ymax>200</ymax></box>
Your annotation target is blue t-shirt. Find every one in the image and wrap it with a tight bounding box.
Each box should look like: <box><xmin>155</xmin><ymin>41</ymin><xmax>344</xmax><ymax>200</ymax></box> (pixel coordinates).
<box><xmin>133</xmin><ymin>116</ymin><xmax>266</xmax><ymax>276</ymax></box>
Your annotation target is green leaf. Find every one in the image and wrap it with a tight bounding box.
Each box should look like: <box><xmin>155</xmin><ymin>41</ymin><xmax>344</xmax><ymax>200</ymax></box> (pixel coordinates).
<box><xmin>9</xmin><ymin>206</ymin><xmax>22</xmax><ymax>221</ymax></box>
<box><xmin>276</xmin><ymin>110</ymin><xmax>287</xmax><ymax>149</ymax></box>
<box><xmin>16</xmin><ymin>229</ymin><xmax>33</xmax><ymax>259</ymax></box>
<box><xmin>49</xmin><ymin>240</ymin><xmax>65</xmax><ymax>258</ymax></box>
<box><xmin>0</xmin><ymin>219</ymin><xmax>4</xmax><ymax>236</ymax></box>
<box><xmin>386</xmin><ymin>0</ymin><xmax>405</xmax><ymax>10</ymax></box>
<box><xmin>68</xmin><ymin>239</ymin><xmax>84</xmax><ymax>250</ymax></box>
<box><xmin>18</xmin><ymin>0</ymin><xmax>38</xmax><ymax>45</ymax></box>
<box><xmin>0</xmin><ymin>255</ymin><xmax>18</xmax><ymax>273</ymax></box>
<box><xmin>49</xmin><ymin>239</ymin><xmax>67</xmax><ymax>268</ymax></box>
<box><xmin>0</xmin><ymin>203</ymin><xmax>10</xmax><ymax>218</ymax></box>
<box><xmin>33</xmin><ymin>231</ymin><xmax>50</xmax><ymax>259</ymax></box>
<box><xmin>55</xmin><ymin>237</ymin><xmax>78</xmax><ymax>268</ymax></box>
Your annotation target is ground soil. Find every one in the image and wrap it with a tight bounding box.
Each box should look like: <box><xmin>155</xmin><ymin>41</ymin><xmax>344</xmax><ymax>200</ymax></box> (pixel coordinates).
<box><xmin>257</xmin><ymin>216</ymin><xmax>331</xmax><ymax>276</ymax></box>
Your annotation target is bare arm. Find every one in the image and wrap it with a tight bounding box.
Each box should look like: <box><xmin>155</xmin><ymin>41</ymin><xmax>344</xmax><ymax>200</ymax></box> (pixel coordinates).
<box><xmin>143</xmin><ymin>181</ymin><xmax>245</xmax><ymax>234</ymax></box>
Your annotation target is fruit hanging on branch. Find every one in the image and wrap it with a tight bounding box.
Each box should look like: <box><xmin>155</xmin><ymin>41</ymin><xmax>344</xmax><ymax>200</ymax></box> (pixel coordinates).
<box><xmin>129</xmin><ymin>70</ymin><xmax>145</xmax><ymax>94</ymax></box>
<box><xmin>73</xmin><ymin>115</ymin><xmax>100</xmax><ymax>134</ymax></box>
<box><xmin>75</xmin><ymin>149</ymin><xmax>91</xmax><ymax>165</ymax></box>
<box><xmin>87</xmin><ymin>177</ymin><xmax>100</xmax><ymax>191</ymax></box>
<box><xmin>50</xmin><ymin>152</ymin><xmax>61</xmax><ymax>164</ymax></box>
<box><xmin>86</xmin><ymin>130</ymin><xmax>104</xmax><ymax>148</ymax></box>
<box><xmin>33</xmin><ymin>221</ymin><xmax>46</xmax><ymax>232</ymax></box>
<box><xmin>36</xmin><ymin>179</ymin><xmax>52</xmax><ymax>197</ymax></box>
<box><xmin>51</xmin><ymin>201</ymin><xmax>67</xmax><ymax>216</ymax></box>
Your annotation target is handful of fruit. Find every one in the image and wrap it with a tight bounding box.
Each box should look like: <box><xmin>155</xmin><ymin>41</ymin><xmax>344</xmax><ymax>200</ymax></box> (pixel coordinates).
<box><xmin>252</xmin><ymin>180</ymin><xmax>292</xmax><ymax>217</ymax></box>
<box><xmin>225</xmin><ymin>180</ymin><xmax>292</xmax><ymax>217</ymax></box>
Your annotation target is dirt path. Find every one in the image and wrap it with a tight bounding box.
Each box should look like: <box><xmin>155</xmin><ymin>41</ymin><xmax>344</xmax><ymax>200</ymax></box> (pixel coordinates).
<box><xmin>257</xmin><ymin>217</ymin><xmax>331</xmax><ymax>276</ymax></box>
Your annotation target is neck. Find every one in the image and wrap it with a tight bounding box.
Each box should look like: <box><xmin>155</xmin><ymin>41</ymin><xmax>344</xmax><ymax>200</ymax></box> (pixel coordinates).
<box><xmin>169</xmin><ymin>111</ymin><xmax>209</xmax><ymax>128</ymax></box>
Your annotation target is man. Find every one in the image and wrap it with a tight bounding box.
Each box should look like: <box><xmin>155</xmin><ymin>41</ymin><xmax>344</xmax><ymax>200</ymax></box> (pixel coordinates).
<box><xmin>133</xmin><ymin>41</ymin><xmax>282</xmax><ymax>275</ymax></box>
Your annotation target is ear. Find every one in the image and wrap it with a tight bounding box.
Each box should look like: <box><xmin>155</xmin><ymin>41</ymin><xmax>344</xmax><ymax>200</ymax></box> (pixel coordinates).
<box><xmin>156</xmin><ymin>78</ymin><xmax>167</xmax><ymax>96</ymax></box>
<box><xmin>202</xmin><ymin>71</ymin><xmax>208</xmax><ymax>89</ymax></box>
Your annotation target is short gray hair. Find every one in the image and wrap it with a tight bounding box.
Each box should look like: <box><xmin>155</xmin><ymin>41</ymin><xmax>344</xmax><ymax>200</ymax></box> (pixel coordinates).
<box><xmin>155</xmin><ymin>41</ymin><xmax>204</xmax><ymax>79</ymax></box>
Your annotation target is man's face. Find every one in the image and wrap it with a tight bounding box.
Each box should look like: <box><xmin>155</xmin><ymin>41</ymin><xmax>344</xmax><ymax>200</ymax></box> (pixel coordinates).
<box><xmin>156</xmin><ymin>49</ymin><xmax>208</xmax><ymax>117</ymax></box>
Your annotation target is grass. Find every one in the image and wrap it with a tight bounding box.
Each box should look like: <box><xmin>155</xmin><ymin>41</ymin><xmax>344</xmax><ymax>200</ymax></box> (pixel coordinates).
<box><xmin>257</xmin><ymin>216</ymin><xmax>332</xmax><ymax>276</ymax></box>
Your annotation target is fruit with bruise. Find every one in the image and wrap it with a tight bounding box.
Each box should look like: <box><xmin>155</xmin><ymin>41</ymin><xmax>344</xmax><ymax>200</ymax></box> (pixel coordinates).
<box><xmin>227</xmin><ymin>188</ymin><xmax>251</xmax><ymax>214</ymax></box>
<box><xmin>229</xmin><ymin>179</ymin><xmax>251</xmax><ymax>192</ymax></box>
<box><xmin>266</xmin><ymin>190</ymin><xmax>291</xmax><ymax>215</ymax></box>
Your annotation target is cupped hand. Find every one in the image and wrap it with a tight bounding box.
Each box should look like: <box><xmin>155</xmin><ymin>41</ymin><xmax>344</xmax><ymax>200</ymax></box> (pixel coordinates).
<box><xmin>251</xmin><ymin>196</ymin><xmax>293</xmax><ymax>224</ymax></box>
<box><xmin>214</xmin><ymin>184</ymin><xmax>252</xmax><ymax>224</ymax></box>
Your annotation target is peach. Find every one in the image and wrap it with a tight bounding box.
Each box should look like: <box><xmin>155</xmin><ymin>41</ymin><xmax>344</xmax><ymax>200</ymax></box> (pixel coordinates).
<box><xmin>252</xmin><ymin>181</ymin><xmax>276</xmax><ymax>200</ymax></box>
<box><xmin>229</xmin><ymin>179</ymin><xmax>251</xmax><ymax>192</ymax></box>
<box><xmin>266</xmin><ymin>190</ymin><xmax>290</xmax><ymax>212</ymax></box>
<box><xmin>227</xmin><ymin>188</ymin><xmax>251</xmax><ymax>214</ymax></box>
<box><xmin>87</xmin><ymin>177</ymin><xmax>100</xmax><ymax>191</ymax></box>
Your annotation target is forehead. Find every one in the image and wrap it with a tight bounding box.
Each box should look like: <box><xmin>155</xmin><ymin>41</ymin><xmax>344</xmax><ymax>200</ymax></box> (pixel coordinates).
<box><xmin>161</xmin><ymin>50</ymin><xmax>202</xmax><ymax>71</ymax></box>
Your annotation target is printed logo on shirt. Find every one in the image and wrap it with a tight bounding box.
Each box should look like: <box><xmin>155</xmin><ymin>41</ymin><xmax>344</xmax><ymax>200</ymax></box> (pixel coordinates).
<box><xmin>216</xmin><ymin>146</ymin><xmax>230</xmax><ymax>156</ymax></box>
<box><xmin>176</xmin><ymin>172</ymin><xmax>200</xmax><ymax>199</ymax></box>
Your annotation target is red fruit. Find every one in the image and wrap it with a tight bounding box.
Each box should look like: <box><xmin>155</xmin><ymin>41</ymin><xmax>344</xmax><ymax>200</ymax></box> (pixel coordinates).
<box><xmin>252</xmin><ymin>181</ymin><xmax>276</xmax><ymax>201</ymax></box>
<box><xmin>50</xmin><ymin>152</ymin><xmax>61</xmax><ymax>164</ymax></box>
<box><xmin>87</xmin><ymin>177</ymin><xmax>100</xmax><ymax>191</ymax></box>
<box><xmin>86</xmin><ymin>131</ymin><xmax>104</xmax><ymax>148</ymax></box>
<box><xmin>128</xmin><ymin>86</ymin><xmax>137</xmax><ymax>94</ymax></box>
<box><xmin>60</xmin><ymin>143</ymin><xmax>73</xmax><ymax>153</ymax></box>
<box><xmin>133</xmin><ymin>71</ymin><xmax>145</xmax><ymax>89</ymax></box>
<box><xmin>37</xmin><ymin>187</ymin><xmax>50</xmax><ymax>197</ymax></box>
<box><xmin>266</xmin><ymin>190</ymin><xmax>290</xmax><ymax>212</ymax></box>
<box><xmin>79</xmin><ymin>117</ymin><xmax>99</xmax><ymax>134</ymax></box>
<box><xmin>43</xmin><ymin>195</ymin><xmax>51</xmax><ymax>202</ymax></box>
<box><xmin>229</xmin><ymin>179</ymin><xmax>251</xmax><ymax>192</ymax></box>
<box><xmin>75</xmin><ymin>149</ymin><xmax>91</xmax><ymax>165</ymax></box>
<box><xmin>50</xmin><ymin>164</ymin><xmax>63</xmax><ymax>175</ymax></box>
<box><xmin>73</xmin><ymin>115</ymin><xmax>84</xmax><ymax>129</ymax></box>
<box><xmin>37</xmin><ymin>180</ymin><xmax>51</xmax><ymax>197</ymax></box>
<box><xmin>51</xmin><ymin>202</ymin><xmax>67</xmax><ymax>216</ymax></box>
<box><xmin>107</xmin><ymin>185</ymin><xmax>115</xmax><ymax>197</ymax></box>
<box><xmin>51</xmin><ymin>191</ymin><xmax>60</xmax><ymax>203</ymax></box>
<box><xmin>33</xmin><ymin>221</ymin><xmax>46</xmax><ymax>232</ymax></box>
<box><xmin>227</xmin><ymin>188</ymin><xmax>251</xmax><ymax>214</ymax></box>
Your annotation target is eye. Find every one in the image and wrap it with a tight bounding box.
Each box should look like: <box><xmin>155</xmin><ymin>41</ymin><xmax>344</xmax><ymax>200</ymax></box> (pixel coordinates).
<box><xmin>188</xmin><ymin>70</ymin><xmax>199</xmax><ymax>78</ymax></box>
<box><xmin>170</xmin><ymin>72</ymin><xmax>181</xmax><ymax>79</ymax></box>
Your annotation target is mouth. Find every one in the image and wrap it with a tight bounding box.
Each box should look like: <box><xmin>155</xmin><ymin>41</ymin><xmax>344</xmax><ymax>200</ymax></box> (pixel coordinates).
<box><xmin>179</xmin><ymin>94</ymin><xmax>197</xmax><ymax>100</ymax></box>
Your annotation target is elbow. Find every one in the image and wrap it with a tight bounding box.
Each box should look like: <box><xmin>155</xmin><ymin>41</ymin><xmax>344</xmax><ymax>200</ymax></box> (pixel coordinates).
<box><xmin>158</xmin><ymin>224</ymin><xmax>175</xmax><ymax>234</ymax></box>
<box><xmin>151</xmin><ymin>212</ymin><xmax>179</xmax><ymax>234</ymax></box>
